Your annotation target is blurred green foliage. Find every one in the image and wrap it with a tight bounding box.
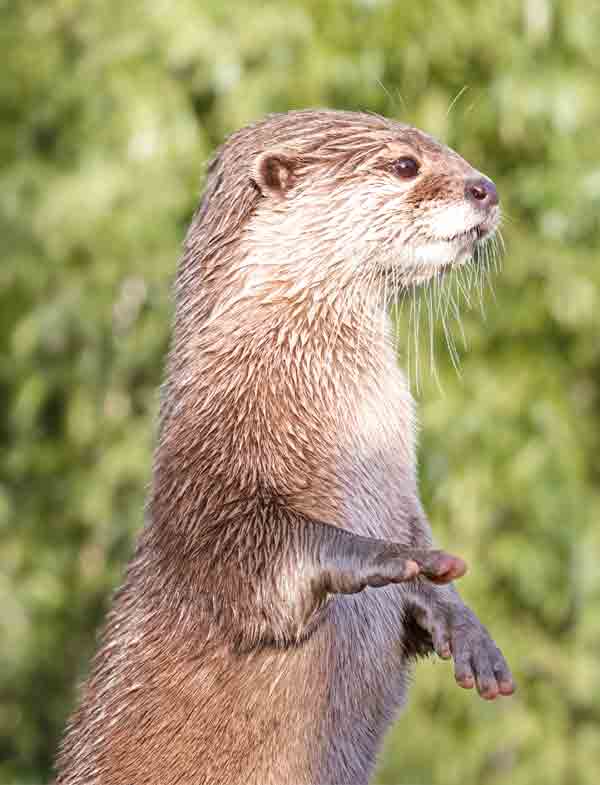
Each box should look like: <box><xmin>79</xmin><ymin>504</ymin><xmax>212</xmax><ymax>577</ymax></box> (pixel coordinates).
<box><xmin>2</xmin><ymin>0</ymin><xmax>600</xmax><ymax>783</ymax></box>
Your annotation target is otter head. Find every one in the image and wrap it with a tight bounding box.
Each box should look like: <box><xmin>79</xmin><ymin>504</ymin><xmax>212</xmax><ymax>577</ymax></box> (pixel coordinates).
<box><xmin>185</xmin><ymin>110</ymin><xmax>500</xmax><ymax>314</ymax></box>
<box><xmin>250</xmin><ymin>111</ymin><xmax>500</xmax><ymax>288</ymax></box>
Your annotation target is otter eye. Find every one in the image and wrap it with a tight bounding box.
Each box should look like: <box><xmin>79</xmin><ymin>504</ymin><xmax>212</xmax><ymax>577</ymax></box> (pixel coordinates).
<box><xmin>392</xmin><ymin>157</ymin><xmax>420</xmax><ymax>179</ymax></box>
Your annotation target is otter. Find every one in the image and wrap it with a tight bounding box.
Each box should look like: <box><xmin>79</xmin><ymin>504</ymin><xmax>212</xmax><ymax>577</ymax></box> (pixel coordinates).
<box><xmin>55</xmin><ymin>110</ymin><xmax>514</xmax><ymax>785</ymax></box>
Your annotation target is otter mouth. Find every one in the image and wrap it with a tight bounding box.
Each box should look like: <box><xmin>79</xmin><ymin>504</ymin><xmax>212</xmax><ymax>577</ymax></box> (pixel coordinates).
<box><xmin>437</xmin><ymin>219</ymin><xmax>494</xmax><ymax>247</ymax></box>
<box><xmin>436</xmin><ymin>217</ymin><xmax>498</xmax><ymax>266</ymax></box>
<box><xmin>397</xmin><ymin>217</ymin><xmax>499</xmax><ymax>288</ymax></box>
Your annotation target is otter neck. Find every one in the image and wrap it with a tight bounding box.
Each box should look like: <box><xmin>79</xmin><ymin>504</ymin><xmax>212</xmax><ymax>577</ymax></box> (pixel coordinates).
<box><xmin>152</xmin><ymin>272</ymin><xmax>394</xmax><ymax>535</ymax></box>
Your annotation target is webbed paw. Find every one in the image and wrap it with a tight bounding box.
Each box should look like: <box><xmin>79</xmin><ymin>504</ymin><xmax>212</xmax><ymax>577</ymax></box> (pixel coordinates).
<box><xmin>415</xmin><ymin>602</ymin><xmax>515</xmax><ymax>700</ymax></box>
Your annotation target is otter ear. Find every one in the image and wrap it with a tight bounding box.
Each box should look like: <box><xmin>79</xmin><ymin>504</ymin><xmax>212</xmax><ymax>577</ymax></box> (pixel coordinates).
<box><xmin>253</xmin><ymin>152</ymin><xmax>296</xmax><ymax>198</ymax></box>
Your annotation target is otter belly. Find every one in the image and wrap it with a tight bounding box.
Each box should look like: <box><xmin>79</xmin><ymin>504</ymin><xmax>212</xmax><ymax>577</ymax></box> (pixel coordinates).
<box><xmin>199</xmin><ymin>592</ymin><xmax>411</xmax><ymax>785</ymax></box>
<box><xmin>57</xmin><ymin>588</ymin><xmax>411</xmax><ymax>785</ymax></box>
<box><xmin>203</xmin><ymin>591</ymin><xmax>411</xmax><ymax>785</ymax></box>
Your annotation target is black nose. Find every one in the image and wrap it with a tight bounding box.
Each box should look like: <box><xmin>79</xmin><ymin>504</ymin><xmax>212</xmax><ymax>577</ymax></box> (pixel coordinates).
<box><xmin>464</xmin><ymin>176</ymin><xmax>499</xmax><ymax>208</ymax></box>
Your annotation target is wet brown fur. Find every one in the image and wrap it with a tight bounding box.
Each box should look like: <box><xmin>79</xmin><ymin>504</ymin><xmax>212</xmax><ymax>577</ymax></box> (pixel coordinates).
<box><xmin>55</xmin><ymin>110</ymin><xmax>511</xmax><ymax>785</ymax></box>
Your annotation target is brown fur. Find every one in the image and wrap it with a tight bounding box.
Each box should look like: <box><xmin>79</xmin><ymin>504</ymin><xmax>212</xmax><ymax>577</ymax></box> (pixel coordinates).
<box><xmin>55</xmin><ymin>110</ymin><xmax>512</xmax><ymax>785</ymax></box>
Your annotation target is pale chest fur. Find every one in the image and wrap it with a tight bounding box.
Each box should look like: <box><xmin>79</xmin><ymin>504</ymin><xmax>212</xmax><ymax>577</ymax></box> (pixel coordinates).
<box><xmin>340</xmin><ymin>348</ymin><xmax>418</xmax><ymax>538</ymax></box>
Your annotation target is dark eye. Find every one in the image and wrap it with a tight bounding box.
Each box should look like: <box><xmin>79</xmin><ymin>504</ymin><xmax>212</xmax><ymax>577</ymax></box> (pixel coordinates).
<box><xmin>392</xmin><ymin>157</ymin><xmax>420</xmax><ymax>179</ymax></box>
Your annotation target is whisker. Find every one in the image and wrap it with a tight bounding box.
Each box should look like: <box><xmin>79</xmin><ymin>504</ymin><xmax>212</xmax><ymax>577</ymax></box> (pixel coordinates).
<box><xmin>454</xmin><ymin>267</ymin><xmax>472</xmax><ymax>309</ymax></box>
<box><xmin>414</xmin><ymin>282</ymin><xmax>422</xmax><ymax>394</ymax></box>
<box><xmin>375</xmin><ymin>78</ymin><xmax>398</xmax><ymax>114</ymax></box>
<box><xmin>426</xmin><ymin>278</ymin><xmax>439</xmax><ymax>387</ymax></box>
<box><xmin>446</xmin><ymin>85</ymin><xmax>470</xmax><ymax>118</ymax></box>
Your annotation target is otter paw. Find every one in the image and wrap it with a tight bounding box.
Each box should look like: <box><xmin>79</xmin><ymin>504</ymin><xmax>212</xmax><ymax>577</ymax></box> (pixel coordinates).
<box><xmin>411</xmin><ymin>549</ymin><xmax>468</xmax><ymax>584</ymax></box>
<box><xmin>434</xmin><ymin>609</ymin><xmax>515</xmax><ymax>700</ymax></box>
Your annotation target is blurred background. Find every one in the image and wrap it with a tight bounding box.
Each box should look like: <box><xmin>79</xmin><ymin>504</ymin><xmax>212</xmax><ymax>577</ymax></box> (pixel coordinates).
<box><xmin>2</xmin><ymin>0</ymin><xmax>600</xmax><ymax>783</ymax></box>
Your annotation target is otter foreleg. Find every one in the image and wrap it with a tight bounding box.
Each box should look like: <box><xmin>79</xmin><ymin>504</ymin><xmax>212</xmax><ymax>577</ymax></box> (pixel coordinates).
<box><xmin>314</xmin><ymin>522</ymin><xmax>467</xmax><ymax>594</ymax></box>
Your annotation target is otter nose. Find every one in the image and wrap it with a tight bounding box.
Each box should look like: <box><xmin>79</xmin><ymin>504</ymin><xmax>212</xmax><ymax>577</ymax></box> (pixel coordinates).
<box><xmin>464</xmin><ymin>176</ymin><xmax>499</xmax><ymax>208</ymax></box>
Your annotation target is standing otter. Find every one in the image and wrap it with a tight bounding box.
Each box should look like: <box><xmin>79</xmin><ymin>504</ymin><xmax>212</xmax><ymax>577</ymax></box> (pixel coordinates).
<box><xmin>56</xmin><ymin>110</ymin><xmax>514</xmax><ymax>785</ymax></box>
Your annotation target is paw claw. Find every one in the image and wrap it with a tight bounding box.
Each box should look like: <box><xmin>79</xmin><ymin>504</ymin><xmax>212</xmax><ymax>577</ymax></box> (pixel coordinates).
<box><xmin>498</xmin><ymin>678</ymin><xmax>516</xmax><ymax>696</ymax></box>
<box><xmin>456</xmin><ymin>674</ymin><xmax>475</xmax><ymax>689</ymax></box>
<box><xmin>481</xmin><ymin>689</ymin><xmax>499</xmax><ymax>701</ymax></box>
<box><xmin>404</xmin><ymin>560</ymin><xmax>421</xmax><ymax>580</ymax></box>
